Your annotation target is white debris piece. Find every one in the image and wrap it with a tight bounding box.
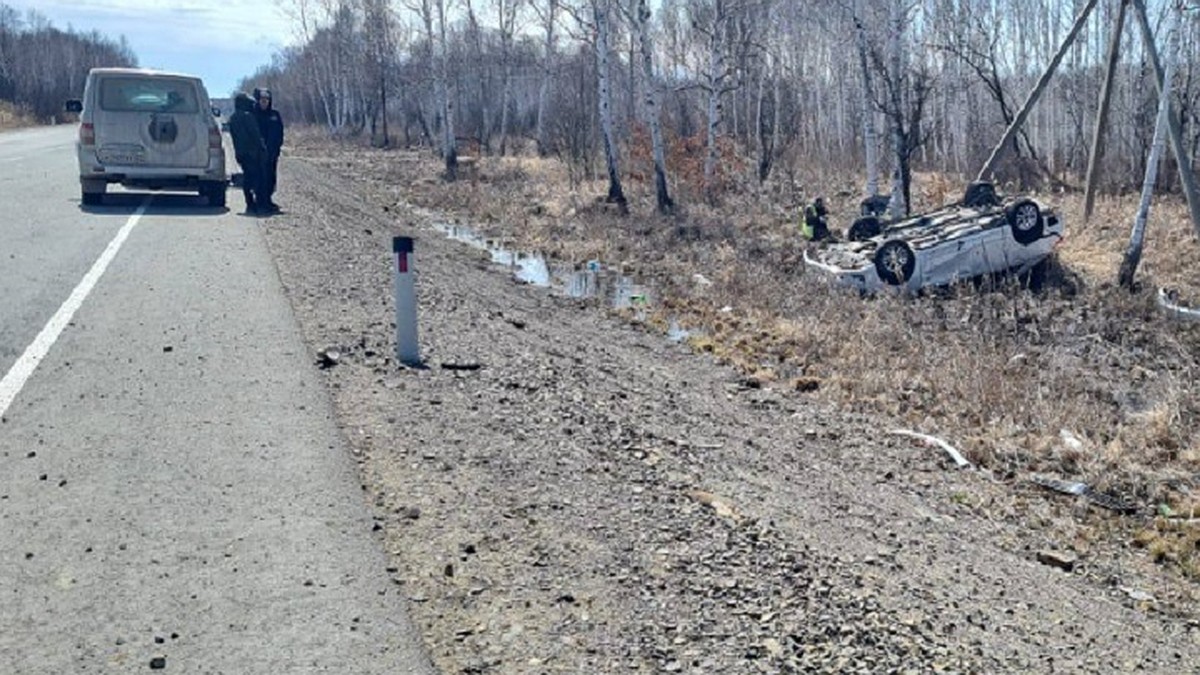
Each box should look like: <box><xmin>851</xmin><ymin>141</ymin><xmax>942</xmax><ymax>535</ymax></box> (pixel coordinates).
<box><xmin>890</xmin><ymin>429</ymin><xmax>973</xmax><ymax>469</ymax></box>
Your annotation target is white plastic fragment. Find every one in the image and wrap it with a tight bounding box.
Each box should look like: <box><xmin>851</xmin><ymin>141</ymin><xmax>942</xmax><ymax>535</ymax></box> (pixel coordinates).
<box><xmin>1059</xmin><ymin>429</ymin><xmax>1085</xmax><ymax>452</ymax></box>
<box><xmin>890</xmin><ymin>429</ymin><xmax>973</xmax><ymax>469</ymax></box>
<box><xmin>1158</xmin><ymin>287</ymin><xmax>1200</xmax><ymax>322</ymax></box>
<box><xmin>1121</xmin><ymin>587</ymin><xmax>1156</xmax><ymax>603</ymax></box>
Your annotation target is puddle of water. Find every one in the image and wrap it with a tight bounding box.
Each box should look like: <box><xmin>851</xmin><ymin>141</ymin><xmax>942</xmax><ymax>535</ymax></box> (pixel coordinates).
<box><xmin>667</xmin><ymin>321</ymin><xmax>692</xmax><ymax>343</ymax></box>
<box><xmin>431</xmin><ymin>221</ymin><xmax>654</xmax><ymax>310</ymax></box>
<box><xmin>425</xmin><ymin>218</ymin><xmax>709</xmax><ymax>348</ymax></box>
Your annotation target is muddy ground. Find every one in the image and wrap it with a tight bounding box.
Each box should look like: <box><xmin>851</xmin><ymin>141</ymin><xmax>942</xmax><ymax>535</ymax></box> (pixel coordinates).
<box><xmin>257</xmin><ymin>153</ymin><xmax>1200</xmax><ymax>673</ymax></box>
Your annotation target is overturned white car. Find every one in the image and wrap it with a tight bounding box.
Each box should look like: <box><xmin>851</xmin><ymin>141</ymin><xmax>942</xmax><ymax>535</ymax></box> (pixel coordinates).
<box><xmin>804</xmin><ymin>183</ymin><xmax>1064</xmax><ymax>292</ymax></box>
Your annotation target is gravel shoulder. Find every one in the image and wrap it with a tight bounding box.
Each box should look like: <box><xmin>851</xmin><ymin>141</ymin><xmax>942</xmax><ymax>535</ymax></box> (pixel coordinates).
<box><xmin>261</xmin><ymin>156</ymin><xmax>1200</xmax><ymax>673</ymax></box>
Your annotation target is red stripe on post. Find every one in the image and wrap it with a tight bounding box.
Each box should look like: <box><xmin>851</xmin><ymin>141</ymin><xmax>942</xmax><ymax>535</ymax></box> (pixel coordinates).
<box><xmin>397</xmin><ymin>253</ymin><xmax>408</xmax><ymax>274</ymax></box>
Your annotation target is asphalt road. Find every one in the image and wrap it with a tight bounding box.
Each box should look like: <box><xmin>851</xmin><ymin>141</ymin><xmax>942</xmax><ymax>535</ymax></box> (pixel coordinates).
<box><xmin>0</xmin><ymin>126</ymin><xmax>434</xmax><ymax>673</ymax></box>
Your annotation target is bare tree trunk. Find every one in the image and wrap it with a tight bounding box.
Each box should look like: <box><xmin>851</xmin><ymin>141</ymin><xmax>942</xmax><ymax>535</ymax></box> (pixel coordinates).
<box><xmin>499</xmin><ymin>62</ymin><xmax>513</xmax><ymax>155</ymax></box>
<box><xmin>755</xmin><ymin>55</ymin><xmax>768</xmax><ymax>183</ymax></box>
<box><xmin>1084</xmin><ymin>0</ymin><xmax>1126</xmax><ymax>222</ymax></box>
<box><xmin>768</xmin><ymin>58</ymin><xmax>780</xmax><ymax>181</ymax></box>
<box><xmin>465</xmin><ymin>1</ymin><xmax>490</xmax><ymax>153</ymax></box>
<box><xmin>703</xmin><ymin>4</ymin><xmax>727</xmax><ymax>204</ymax></box>
<box><xmin>594</xmin><ymin>0</ymin><xmax>627</xmax><ymax>211</ymax></box>
<box><xmin>855</xmin><ymin>2</ymin><xmax>878</xmax><ymax>198</ymax></box>
<box><xmin>497</xmin><ymin>0</ymin><xmax>520</xmax><ymax>156</ymax></box>
<box><xmin>536</xmin><ymin>0</ymin><xmax>558</xmax><ymax>157</ymax></box>
<box><xmin>1120</xmin><ymin>5</ymin><xmax>1179</xmax><ymax>290</ymax></box>
<box><xmin>437</xmin><ymin>0</ymin><xmax>457</xmax><ymax>179</ymax></box>
<box><xmin>1129</xmin><ymin>0</ymin><xmax>1200</xmax><ymax>237</ymax></box>
<box><xmin>887</xmin><ymin>0</ymin><xmax>905</xmax><ymax>217</ymax></box>
<box><xmin>634</xmin><ymin>0</ymin><xmax>673</xmax><ymax>213</ymax></box>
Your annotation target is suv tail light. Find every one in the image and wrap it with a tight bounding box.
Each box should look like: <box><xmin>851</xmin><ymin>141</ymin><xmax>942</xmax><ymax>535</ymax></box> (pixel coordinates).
<box><xmin>80</xmin><ymin>123</ymin><xmax>95</xmax><ymax>146</ymax></box>
<box><xmin>208</xmin><ymin>125</ymin><xmax>222</xmax><ymax>151</ymax></box>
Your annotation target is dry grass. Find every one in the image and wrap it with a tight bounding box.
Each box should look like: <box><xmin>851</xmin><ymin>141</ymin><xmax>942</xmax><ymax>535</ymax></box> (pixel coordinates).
<box><xmin>0</xmin><ymin>101</ymin><xmax>37</xmax><ymax>131</ymax></box>
<box><xmin>292</xmin><ymin>132</ymin><xmax>1200</xmax><ymax>520</ymax></box>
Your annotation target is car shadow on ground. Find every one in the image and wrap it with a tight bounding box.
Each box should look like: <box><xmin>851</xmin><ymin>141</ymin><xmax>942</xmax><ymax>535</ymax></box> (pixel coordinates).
<box><xmin>77</xmin><ymin>191</ymin><xmax>230</xmax><ymax>217</ymax></box>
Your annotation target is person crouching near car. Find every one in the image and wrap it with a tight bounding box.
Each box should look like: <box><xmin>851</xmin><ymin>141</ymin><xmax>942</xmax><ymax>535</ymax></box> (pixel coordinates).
<box><xmin>253</xmin><ymin>87</ymin><xmax>284</xmax><ymax>213</ymax></box>
<box><xmin>801</xmin><ymin>196</ymin><xmax>833</xmax><ymax>242</ymax></box>
<box><xmin>228</xmin><ymin>92</ymin><xmax>267</xmax><ymax>216</ymax></box>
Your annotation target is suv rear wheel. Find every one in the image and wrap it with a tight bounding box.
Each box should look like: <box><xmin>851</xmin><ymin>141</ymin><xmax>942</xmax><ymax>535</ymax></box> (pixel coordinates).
<box><xmin>81</xmin><ymin>180</ymin><xmax>106</xmax><ymax>206</ymax></box>
<box><xmin>201</xmin><ymin>181</ymin><xmax>227</xmax><ymax>207</ymax></box>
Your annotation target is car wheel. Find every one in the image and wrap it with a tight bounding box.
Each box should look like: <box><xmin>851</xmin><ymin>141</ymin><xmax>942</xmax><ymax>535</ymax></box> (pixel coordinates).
<box><xmin>963</xmin><ymin>181</ymin><xmax>999</xmax><ymax>208</ymax></box>
<box><xmin>202</xmin><ymin>182</ymin><xmax>227</xmax><ymax>207</ymax></box>
<box><xmin>1007</xmin><ymin>199</ymin><xmax>1043</xmax><ymax>245</ymax></box>
<box><xmin>848</xmin><ymin>216</ymin><xmax>883</xmax><ymax>242</ymax></box>
<box><xmin>81</xmin><ymin>180</ymin><xmax>105</xmax><ymax>206</ymax></box>
<box><xmin>874</xmin><ymin>240</ymin><xmax>916</xmax><ymax>286</ymax></box>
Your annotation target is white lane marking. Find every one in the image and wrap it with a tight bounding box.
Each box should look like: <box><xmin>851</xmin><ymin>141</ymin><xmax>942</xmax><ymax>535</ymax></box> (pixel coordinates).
<box><xmin>0</xmin><ymin>155</ymin><xmax>27</xmax><ymax>163</ymax></box>
<box><xmin>0</xmin><ymin>198</ymin><xmax>152</xmax><ymax>419</ymax></box>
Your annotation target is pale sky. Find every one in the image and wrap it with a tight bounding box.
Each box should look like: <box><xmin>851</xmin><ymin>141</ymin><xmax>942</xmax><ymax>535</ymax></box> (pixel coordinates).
<box><xmin>7</xmin><ymin>0</ymin><xmax>298</xmax><ymax>98</ymax></box>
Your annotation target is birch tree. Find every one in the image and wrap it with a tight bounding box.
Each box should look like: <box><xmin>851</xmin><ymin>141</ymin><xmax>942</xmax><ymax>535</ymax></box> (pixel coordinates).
<box><xmin>577</xmin><ymin>0</ymin><xmax>627</xmax><ymax>211</ymax></box>
<box><xmin>853</xmin><ymin>3</ymin><xmax>879</xmax><ymax>199</ymax></box>
<box><xmin>533</xmin><ymin>0</ymin><xmax>560</xmax><ymax>156</ymax></box>
<box><xmin>755</xmin><ymin>47</ymin><xmax>781</xmax><ymax>183</ymax></box>
<box><xmin>253</xmin><ymin>0</ymin><xmax>1200</xmax><ymax>223</ymax></box>
<box><xmin>878</xmin><ymin>0</ymin><xmax>921</xmax><ymax>216</ymax></box>
<box><xmin>363</xmin><ymin>0</ymin><xmax>394</xmax><ymax>146</ymax></box>
<box><xmin>1120</xmin><ymin>2</ymin><xmax>1181</xmax><ymax>289</ymax></box>
<box><xmin>690</xmin><ymin>0</ymin><xmax>748</xmax><ymax>204</ymax></box>
<box><xmin>626</xmin><ymin>0</ymin><xmax>673</xmax><ymax>212</ymax></box>
<box><xmin>409</xmin><ymin>0</ymin><xmax>460</xmax><ymax>177</ymax></box>
<box><xmin>496</xmin><ymin>0</ymin><xmax>524</xmax><ymax>155</ymax></box>
<box><xmin>463</xmin><ymin>0</ymin><xmax>491</xmax><ymax>151</ymax></box>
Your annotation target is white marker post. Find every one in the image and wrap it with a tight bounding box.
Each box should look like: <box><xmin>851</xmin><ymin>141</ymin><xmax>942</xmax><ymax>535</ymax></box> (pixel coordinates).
<box><xmin>393</xmin><ymin>237</ymin><xmax>421</xmax><ymax>366</ymax></box>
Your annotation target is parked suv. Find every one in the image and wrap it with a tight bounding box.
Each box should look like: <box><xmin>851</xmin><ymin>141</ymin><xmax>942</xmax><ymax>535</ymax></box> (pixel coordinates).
<box><xmin>65</xmin><ymin>68</ymin><xmax>227</xmax><ymax>206</ymax></box>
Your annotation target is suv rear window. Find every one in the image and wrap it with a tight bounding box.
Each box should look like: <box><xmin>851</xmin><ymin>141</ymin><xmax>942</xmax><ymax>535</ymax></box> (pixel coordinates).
<box><xmin>99</xmin><ymin>77</ymin><xmax>199</xmax><ymax>113</ymax></box>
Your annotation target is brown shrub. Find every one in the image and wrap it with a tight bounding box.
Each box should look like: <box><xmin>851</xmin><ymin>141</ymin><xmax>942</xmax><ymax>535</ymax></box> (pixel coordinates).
<box><xmin>292</xmin><ymin>131</ymin><xmax>1200</xmax><ymax>503</ymax></box>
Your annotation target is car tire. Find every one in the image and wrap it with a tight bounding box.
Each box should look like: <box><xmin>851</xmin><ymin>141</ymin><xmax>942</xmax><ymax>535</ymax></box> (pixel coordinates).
<box><xmin>963</xmin><ymin>181</ymin><xmax>999</xmax><ymax>208</ymax></box>
<box><xmin>874</xmin><ymin>240</ymin><xmax>916</xmax><ymax>286</ymax></box>
<box><xmin>202</xmin><ymin>182</ymin><xmax>227</xmax><ymax>207</ymax></box>
<box><xmin>848</xmin><ymin>216</ymin><xmax>883</xmax><ymax>242</ymax></box>
<box><xmin>81</xmin><ymin>188</ymin><xmax>105</xmax><ymax>206</ymax></box>
<box><xmin>1007</xmin><ymin>199</ymin><xmax>1043</xmax><ymax>245</ymax></box>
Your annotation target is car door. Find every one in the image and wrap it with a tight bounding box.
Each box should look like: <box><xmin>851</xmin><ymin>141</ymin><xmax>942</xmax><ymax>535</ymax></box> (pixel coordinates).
<box><xmin>976</xmin><ymin>216</ymin><xmax>1015</xmax><ymax>275</ymax></box>
<box><xmin>94</xmin><ymin>75</ymin><xmax>208</xmax><ymax>169</ymax></box>
<box><xmin>917</xmin><ymin>225</ymin><xmax>987</xmax><ymax>287</ymax></box>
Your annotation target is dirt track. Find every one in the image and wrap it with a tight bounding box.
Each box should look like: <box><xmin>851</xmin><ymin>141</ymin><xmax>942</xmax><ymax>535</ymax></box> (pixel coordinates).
<box><xmin>259</xmin><ymin>154</ymin><xmax>1200</xmax><ymax>673</ymax></box>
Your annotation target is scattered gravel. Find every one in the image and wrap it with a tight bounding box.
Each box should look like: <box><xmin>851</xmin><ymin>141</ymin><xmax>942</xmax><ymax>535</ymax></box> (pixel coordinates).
<box><xmin>259</xmin><ymin>156</ymin><xmax>1200</xmax><ymax>674</ymax></box>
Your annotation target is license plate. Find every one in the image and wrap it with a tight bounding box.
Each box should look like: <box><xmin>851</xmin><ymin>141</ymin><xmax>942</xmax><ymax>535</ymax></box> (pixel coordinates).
<box><xmin>105</xmin><ymin>154</ymin><xmax>144</xmax><ymax>164</ymax></box>
<box><xmin>98</xmin><ymin>145</ymin><xmax>146</xmax><ymax>165</ymax></box>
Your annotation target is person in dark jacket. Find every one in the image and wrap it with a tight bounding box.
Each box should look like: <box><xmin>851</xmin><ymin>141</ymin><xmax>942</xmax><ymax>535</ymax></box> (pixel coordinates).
<box><xmin>228</xmin><ymin>92</ymin><xmax>267</xmax><ymax>215</ymax></box>
<box><xmin>252</xmin><ymin>87</ymin><xmax>284</xmax><ymax>212</ymax></box>
<box><xmin>801</xmin><ymin>196</ymin><xmax>832</xmax><ymax>242</ymax></box>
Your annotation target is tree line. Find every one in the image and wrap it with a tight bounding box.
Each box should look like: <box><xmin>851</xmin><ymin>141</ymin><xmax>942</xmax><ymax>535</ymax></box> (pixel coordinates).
<box><xmin>0</xmin><ymin>4</ymin><xmax>137</xmax><ymax>122</ymax></box>
<box><xmin>242</xmin><ymin>0</ymin><xmax>1200</xmax><ymax>213</ymax></box>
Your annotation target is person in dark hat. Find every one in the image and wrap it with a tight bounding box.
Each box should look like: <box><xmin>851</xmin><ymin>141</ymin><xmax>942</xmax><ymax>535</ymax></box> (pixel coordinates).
<box><xmin>228</xmin><ymin>92</ymin><xmax>267</xmax><ymax>215</ymax></box>
<box><xmin>252</xmin><ymin>87</ymin><xmax>284</xmax><ymax>213</ymax></box>
<box><xmin>801</xmin><ymin>196</ymin><xmax>832</xmax><ymax>242</ymax></box>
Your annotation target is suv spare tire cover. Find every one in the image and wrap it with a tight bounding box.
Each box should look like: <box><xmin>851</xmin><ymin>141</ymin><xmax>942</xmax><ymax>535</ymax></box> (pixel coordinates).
<box><xmin>137</xmin><ymin>114</ymin><xmax>198</xmax><ymax>155</ymax></box>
